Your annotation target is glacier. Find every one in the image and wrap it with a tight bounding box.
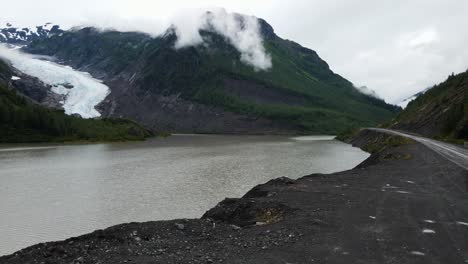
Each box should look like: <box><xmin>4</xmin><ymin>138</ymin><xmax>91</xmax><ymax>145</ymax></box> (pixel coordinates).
<box><xmin>0</xmin><ymin>45</ymin><xmax>109</xmax><ymax>118</ymax></box>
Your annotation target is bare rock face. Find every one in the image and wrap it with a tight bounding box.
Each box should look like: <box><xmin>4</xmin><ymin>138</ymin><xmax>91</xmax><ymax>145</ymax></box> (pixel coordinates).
<box><xmin>203</xmin><ymin>198</ymin><xmax>294</xmax><ymax>227</ymax></box>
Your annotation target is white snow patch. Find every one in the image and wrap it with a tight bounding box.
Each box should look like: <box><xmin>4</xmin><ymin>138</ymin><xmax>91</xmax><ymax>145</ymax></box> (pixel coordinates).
<box><xmin>422</xmin><ymin>229</ymin><xmax>436</xmax><ymax>234</ymax></box>
<box><xmin>11</xmin><ymin>76</ymin><xmax>21</xmax><ymax>80</ymax></box>
<box><xmin>0</xmin><ymin>45</ymin><xmax>109</xmax><ymax>118</ymax></box>
<box><xmin>456</xmin><ymin>221</ymin><xmax>468</xmax><ymax>226</ymax></box>
<box><xmin>395</xmin><ymin>190</ymin><xmax>411</xmax><ymax>194</ymax></box>
<box><xmin>410</xmin><ymin>251</ymin><xmax>426</xmax><ymax>256</ymax></box>
<box><xmin>9</xmin><ymin>45</ymin><xmax>23</xmax><ymax>50</ymax></box>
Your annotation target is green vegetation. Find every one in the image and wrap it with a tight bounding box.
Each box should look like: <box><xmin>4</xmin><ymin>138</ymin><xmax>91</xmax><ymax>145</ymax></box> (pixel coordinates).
<box><xmin>193</xmin><ymin>33</ymin><xmax>400</xmax><ymax>133</ymax></box>
<box><xmin>335</xmin><ymin>127</ymin><xmax>361</xmax><ymax>142</ymax></box>
<box><xmin>390</xmin><ymin>71</ymin><xmax>468</xmax><ymax>141</ymax></box>
<box><xmin>138</xmin><ymin>31</ymin><xmax>399</xmax><ymax>134</ymax></box>
<box><xmin>0</xmin><ymin>85</ymin><xmax>155</xmax><ymax>143</ymax></box>
<box><xmin>362</xmin><ymin>134</ymin><xmax>413</xmax><ymax>154</ymax></box>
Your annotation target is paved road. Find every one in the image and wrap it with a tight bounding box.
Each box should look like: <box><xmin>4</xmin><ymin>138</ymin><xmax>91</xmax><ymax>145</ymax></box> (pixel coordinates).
<box><xmin>368</xmin><ymin>128</ymin><xmax>468</xmax><ymax>170</ymax></box>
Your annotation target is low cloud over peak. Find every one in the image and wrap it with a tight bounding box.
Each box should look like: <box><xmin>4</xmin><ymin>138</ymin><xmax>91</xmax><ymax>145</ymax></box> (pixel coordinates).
<box><xmin>172</xmin><ymin>9</ymin><xmax>272</xmax><ymax>70</ymax></box>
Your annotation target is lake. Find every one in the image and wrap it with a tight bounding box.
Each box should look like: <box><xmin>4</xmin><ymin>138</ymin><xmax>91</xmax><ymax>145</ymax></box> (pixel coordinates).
<box><xmin>0</xmin><ymin>135</ymin><xmax>369</xmax><ymax>255</ymax></box>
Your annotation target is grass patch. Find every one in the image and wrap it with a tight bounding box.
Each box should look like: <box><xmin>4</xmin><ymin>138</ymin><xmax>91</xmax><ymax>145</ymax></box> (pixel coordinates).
<box><xmin>335</xmin><ymin>127</ymin><xmax>361</xmax><ymax>142</ymax></box>
<box><xmin>363</xmin><ymin>135</ymin><xmax>414</xmax><ymax>154</ymax></box>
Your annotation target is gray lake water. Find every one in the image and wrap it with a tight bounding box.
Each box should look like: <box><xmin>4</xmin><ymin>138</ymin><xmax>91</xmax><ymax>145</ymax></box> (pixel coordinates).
<box><xmin>0</xmin><ymin>134</ymin><xmax>369</xmax><ymax>255</ymax></box>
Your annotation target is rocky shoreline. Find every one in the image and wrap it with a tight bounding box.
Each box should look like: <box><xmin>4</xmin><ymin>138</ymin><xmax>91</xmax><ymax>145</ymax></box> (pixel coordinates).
<box><xmin>1</xmin><ymin>129</ymin><xmax>467</xmax><ymax>264</ymax></box>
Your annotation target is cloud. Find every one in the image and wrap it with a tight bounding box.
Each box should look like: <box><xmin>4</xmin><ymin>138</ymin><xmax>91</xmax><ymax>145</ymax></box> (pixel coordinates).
<box><xmin>171</xmin><ymin>8</ymin><xmax>272</xmax><ymax>70</ymax></box>
<box><xmin>401</xmin><ymin>28</ymin><xmax>439</xmax><ymax>49</ymax></box>
<box><xmin>354</xmin><ymin>85</ymin><xmax>381</xmax><ymax>99</ymax></box>
<box><xmin>48</xmin><ymin>8</ymin><xmax>273</xmax><ymax>71</ymax></box>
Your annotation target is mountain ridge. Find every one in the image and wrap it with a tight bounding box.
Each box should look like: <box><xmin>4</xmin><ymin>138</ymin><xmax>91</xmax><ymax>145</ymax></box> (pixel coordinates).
<box><xmin>1</xmin><ymin>16</ymin><xmax>400</xmax><ymax>134</ymax></box>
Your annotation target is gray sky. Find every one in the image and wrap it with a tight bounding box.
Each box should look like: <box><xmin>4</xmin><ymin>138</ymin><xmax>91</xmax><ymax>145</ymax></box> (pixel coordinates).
<box><xmin>2</xmin><ymin>0</ymin><xmax>468</xmax><ymax>103</ymax></box>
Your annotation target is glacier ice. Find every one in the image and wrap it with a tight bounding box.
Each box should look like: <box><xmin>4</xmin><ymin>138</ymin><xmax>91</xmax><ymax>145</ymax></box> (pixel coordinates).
<box><xmin>0</xmin><ymin>45</ymin><xmax>109</xmax><ymax>118</ymax></box>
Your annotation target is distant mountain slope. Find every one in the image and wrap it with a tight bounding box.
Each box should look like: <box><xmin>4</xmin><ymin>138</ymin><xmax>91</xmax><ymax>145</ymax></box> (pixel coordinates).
<box><xmin>13</xmin><ymin>16</ymin><xmax>399</xmax><ymax>134</ymax></box>
<box><xmin>0</xmin><ymin>23</ymin><xmax>63</xmax><ymax>44</ymax></box>
<box><xmin>390</xmin><ymin>71</ymin><xmax>468</xmax><ymax>141</ymax></box>
<box><xmin>397</xmin><ymin>87</ymin><xmax>431</xmax><ymax>108</ymax></box>
<box><xmin>0</xmin><ymin>59</ymin><xmax>154</xmax><ymax>143</ymax></box>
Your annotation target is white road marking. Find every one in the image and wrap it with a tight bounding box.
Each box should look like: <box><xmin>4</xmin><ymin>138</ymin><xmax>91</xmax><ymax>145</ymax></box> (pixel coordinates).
<box><xmin>424</xmin><ymin>220</ymin><xmax>436</xmax><ymax>224</ymax></box>
<box><xmin>410</xmin><ymin>251</ymin><xmax>426</xmax><ymax>256</ymax></box>
<box><xmin>456</xmin><ymin>221</ymin><xmax>468</xmax><ymax>226</ymax></box>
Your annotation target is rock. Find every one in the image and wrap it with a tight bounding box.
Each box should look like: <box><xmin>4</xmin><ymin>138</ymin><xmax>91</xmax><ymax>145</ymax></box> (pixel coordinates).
<box><xmin>175</xmin><ymin>223</ymin><xmax>185</xmax><ymax>230</ymax></box>
<box><xmin>231</xmin><ymin>225</ymin><xmax>241</xmax><ymax>230</ymax></box>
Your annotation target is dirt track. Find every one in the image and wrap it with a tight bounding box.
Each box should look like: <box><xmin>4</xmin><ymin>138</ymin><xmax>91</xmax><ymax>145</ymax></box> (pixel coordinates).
<box><xmin>1</xmin><ymin>129</ymin><xmax>467</xmax><ymax>264</ymax></box>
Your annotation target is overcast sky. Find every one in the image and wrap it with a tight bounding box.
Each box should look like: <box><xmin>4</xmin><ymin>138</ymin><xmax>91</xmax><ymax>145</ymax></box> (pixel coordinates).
<box><xmin>2</xmin><ymin>0</ymin><xmax>468</xmax><ymax>104</ymax></box>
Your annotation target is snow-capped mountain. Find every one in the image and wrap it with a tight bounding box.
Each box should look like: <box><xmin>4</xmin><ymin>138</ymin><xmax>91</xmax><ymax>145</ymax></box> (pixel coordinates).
<box><xmin>0</xmin><ymin>14</ymin><xmax>399</xmax><ymax>133</ymax></box>
<box><xmin>0</xmin><ymin>23</ymin><xmax>63</xmax><ymax>44</ymax></box>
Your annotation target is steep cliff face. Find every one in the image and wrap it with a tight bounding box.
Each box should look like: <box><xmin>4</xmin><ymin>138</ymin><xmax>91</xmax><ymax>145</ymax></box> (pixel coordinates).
<box><xmin>391</xmin><ymin>71</ymin><xmax>468</xmax><ymax>140</ymax></box>
<box><xmin>20</xmin><ymin>17</ymin><xmax>399</xmax><ymax>134</ymax></box>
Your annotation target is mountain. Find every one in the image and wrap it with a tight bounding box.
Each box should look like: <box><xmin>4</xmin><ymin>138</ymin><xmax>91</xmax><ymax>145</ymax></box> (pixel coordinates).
<box><xmin>0</xmin><ymin>22</ymin><xmax>63</xmax><ymax>45</ymax></box>
<box><xmin>390</xmin><ymin>71</ymin><xmax>467</xmax><ymax>141</ymax></box>
<box><xmin>0</xmin><ymin>59</ymin><xmax>155</xmax><ymax>142</ymax></box>
<box><xmin>4</xmin><ymin>16</ymin><xmax>399</xmax><ymax>134</ymax></box>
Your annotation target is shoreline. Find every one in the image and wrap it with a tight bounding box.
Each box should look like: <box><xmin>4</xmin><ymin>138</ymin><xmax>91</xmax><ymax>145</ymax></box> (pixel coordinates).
<box><xmin>2</xmin><ymin>129</ymin><xmax>467</xmax><ymax>263</ymax></box>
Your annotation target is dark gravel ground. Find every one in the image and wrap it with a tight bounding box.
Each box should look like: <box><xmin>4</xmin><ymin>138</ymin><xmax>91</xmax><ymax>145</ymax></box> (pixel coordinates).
<box><xmin>1</xmin><ymin>130</ymin><xmax>467</xmax><ymax>264</ymax></box>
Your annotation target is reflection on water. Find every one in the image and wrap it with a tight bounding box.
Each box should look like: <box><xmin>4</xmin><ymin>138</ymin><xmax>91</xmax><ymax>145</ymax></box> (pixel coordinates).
<box><xmin>0</xmin><ymin>134</ymin><xmax>369</xmax><ymax>255</ymax></box>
